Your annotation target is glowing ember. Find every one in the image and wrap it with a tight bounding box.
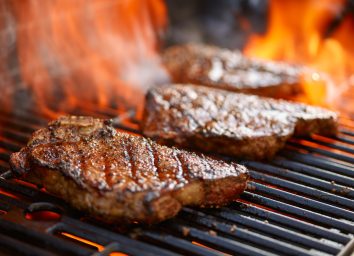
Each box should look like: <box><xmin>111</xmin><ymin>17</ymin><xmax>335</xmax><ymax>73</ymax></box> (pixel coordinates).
<box><xmin>61</xmin><ymin>232</ymin><xmax>127</xmax><ymax>256</ymax></box>
<box><xmin>244</xmin><ymin>0</ymin><xmax>354</xmax><ymax>115</ymax></box>
<box><xmin>25</xmin><ymin>210</ymin><xmax>61</xmax><ymax>221</ymax></box>
<box><xmin>0</xmin><ymin>188</ymin><xmax>20</xmax><ymax>200</ymax></box>
<box><xmin>0</xmin><ymin>0</ymin><xmax>167</xmax><ymax>117</ymax></box>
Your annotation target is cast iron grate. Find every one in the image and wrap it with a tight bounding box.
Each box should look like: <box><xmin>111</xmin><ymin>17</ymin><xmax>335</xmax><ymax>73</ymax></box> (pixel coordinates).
<box><xmin>0</xmin><ymin>107</ymin><xmax>353</xmax><ymax>256</ymax></box>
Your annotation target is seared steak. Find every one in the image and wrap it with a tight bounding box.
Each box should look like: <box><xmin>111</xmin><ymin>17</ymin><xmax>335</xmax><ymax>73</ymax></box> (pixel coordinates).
<box><xmin>142</xmin><ymin>85</ymin><xmax>338</xmax><ymax>160</ymax></box>
<box><xmin>162</xmin><ymin>44</ymin><xmax>306</xmax><ymax>98</ymax></box>
<box><xmin>10</xmin><ymin>116</ymin><xmax>249</xmax><ymax>224</ymax></box>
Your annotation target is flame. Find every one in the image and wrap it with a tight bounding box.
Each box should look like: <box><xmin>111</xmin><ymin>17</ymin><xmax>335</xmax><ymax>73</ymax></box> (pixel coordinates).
<box><xmin>0</xmin><ymin>0</ymin><xmax>167</xmax><ymax>117</ymax></box>
<box><xmin>339</xmin><ymin>116</ymin><xmax>354</xmax><ymax>129</ymax></box>
<box><xmin>61</xmin><ymin>232</ymin><xmax>127</xmax><ymax>256</ymax></box>
<box><xmin>244</xmin><ymin>0</ymin><xmax>354</xmax><ymax>114</ymax></box>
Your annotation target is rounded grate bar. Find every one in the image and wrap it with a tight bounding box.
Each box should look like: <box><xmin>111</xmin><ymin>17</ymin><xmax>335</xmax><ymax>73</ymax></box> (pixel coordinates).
<box><xmin>0</xmin><ymin>110</ymin><xmax>353</xmax><ymax>256</ymax></box>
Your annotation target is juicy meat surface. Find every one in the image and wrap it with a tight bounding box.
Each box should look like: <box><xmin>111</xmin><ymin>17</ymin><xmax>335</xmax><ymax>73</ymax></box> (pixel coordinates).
<box><xmin>10</xmin><ymin>116</ymin><xmax>249</xmax><ymax>223</ymax></box>
<box><xmin>162</xmin><ymin>44</ymin><xmax>307</xmax><ymax>99</ymax></box>
<box><xmin>142</xmin><ymin>84</ymin><xmax>338</xmax><ymax>160</ymax></box>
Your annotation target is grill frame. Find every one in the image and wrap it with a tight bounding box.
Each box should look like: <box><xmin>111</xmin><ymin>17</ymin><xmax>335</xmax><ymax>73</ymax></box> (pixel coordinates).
<box><xmin>0</xmin><ymin>107</ymin><xmax>353</xmax><ymax>256</ymax></box>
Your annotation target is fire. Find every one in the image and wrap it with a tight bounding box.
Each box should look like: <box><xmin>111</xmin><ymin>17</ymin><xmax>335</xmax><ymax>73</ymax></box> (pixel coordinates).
<box><xmin>0</xmin><ymin>0</ymin><xmax>167</xmax><ymax>117</ymax></box>
<box><xmin>244</xmin><ymin>0</ymin><xmax>354</xmax><ymax>114</ymax></box>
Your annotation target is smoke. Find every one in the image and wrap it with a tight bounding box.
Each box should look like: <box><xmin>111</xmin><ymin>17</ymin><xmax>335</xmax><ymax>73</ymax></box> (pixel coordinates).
<box><xmin>0</xmin><ymin>0</ymin><xmax>168</xmax><ymax>116</ymax></box>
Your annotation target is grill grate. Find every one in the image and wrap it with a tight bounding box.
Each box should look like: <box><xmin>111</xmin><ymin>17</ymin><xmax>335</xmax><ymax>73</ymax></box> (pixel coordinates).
<box><xmin>0</xmin><ymin>107</ymin><xmax>353</xmax><ymax>256</ymax></box>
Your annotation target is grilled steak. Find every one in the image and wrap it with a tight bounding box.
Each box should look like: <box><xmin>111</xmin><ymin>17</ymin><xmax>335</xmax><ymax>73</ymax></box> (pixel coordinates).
<box><xmin>10</xmin><ymin>116</ymin><xmax>249</xmax><ymax>224</ymax></box>
<box><xmin>162</xmin><ymin>44</ymin><xmax>306</xmax><ymax>98</ymax></box>
<box><xmin>142</xmin><ymin>85</ymin><xmax>338</xmax><ymax>160</ymax></box>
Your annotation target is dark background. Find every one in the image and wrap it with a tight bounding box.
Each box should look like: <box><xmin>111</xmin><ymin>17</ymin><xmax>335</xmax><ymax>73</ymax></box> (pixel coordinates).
<box><xmin>164</xmin><ymin>0</ymin><xmax>268</xmax><ymax>49</ymax></box>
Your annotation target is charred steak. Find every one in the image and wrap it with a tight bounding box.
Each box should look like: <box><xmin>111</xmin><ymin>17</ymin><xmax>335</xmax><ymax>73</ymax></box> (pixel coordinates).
<box><xmin>142</xmin><ymin>85</ymin><xmax>338</xmax><ymax>160</ymax></box>
<box><xmin>10</xmin><ymin>116</ymin><xmax>249</xmax><ymax>224</ymax></box>
<box><xmin>162</xmin><ymin>44</ymin><xmax>307</xmax><ymax>99</ymax></box>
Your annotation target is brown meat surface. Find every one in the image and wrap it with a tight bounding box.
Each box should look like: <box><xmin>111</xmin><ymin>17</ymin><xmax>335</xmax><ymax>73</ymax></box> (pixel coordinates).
<box><xmin>162</xmin><ymin>44</ymin><xmax>306</xmax><ymax>98</ymax></box>
<box><xmin>142</xmin><ymin>85</ymin><xmax>338</xmax><ymax>160</ymax></box>
<box><xmin>10</xmin><ymin>116</ymin><xmax>248</xmax><ymax>224</ymax></box>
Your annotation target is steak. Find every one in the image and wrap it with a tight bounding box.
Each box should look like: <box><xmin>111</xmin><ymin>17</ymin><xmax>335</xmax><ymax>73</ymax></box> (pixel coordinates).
<box><xmin>162</xmin><ymin>44</ymin><xmax>307</xmax><ymax>98</ymax></box>
<box><xmin>142</xmin><ymin>85</ymin><xmax>338</xmax><ymax>160</ymax></box>
<box><xmin>10</xmin><ymin>116</ymin><xmax>249</xmax><ymax>224</ymax></box>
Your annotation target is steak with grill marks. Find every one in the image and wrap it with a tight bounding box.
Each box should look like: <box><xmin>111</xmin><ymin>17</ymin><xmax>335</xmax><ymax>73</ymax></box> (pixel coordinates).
<box><xmin>162</xmin><ymin>44</ymin><xmax>310</xmax><ymax>99</ymax></box>
<box><xmin>9</xmin><ymin>116</ymin><xmax>249</xmax><ymax>224</ymax></box>
<box><xmin>142</xmin><ymin>84</ymin><xmax>338</xmax><ymax>160</ymax></box>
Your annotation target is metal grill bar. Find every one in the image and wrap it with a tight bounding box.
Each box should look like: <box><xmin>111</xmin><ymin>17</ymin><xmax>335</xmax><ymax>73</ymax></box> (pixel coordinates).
<box><xmin>51</xmin><ymin>222</ymin><xmax>177</xmax><ymax>256</ymax></box>
<box><xmin>248</xmin><ymin>182</ymin><xmax>354</xmax><ymax>220</ymax></box>
<box><xmin>0</xmin><ymin>110</ymin><xmax>353</xmax><ymax>256</ymax></box>
<box><xmin>163</xmin><ymin>220</ymin><xmax>275</xmax><ymax>256</ymax></box>
<box><xmin>213</xmin><ymin>204</ymin><xmax>350</xmax><ymax>245</ymax></box>
<box><xmin>241</xmin><ymin>192</ymin><xmax>354</xmax><ymax>233</ymax></box>
<box><xmin>280</xmin><ymin>150</ymin><xmax>354</xmax><ymax>178</ymax></box>
<box><xmin>179</xmin><ymin>208</ymin><xmax>337</xmax><ymax>255</ymax></box>
<box><xmin>0</xmin><ymin>233</ymin><xmax>57</xmax><ymax>256</ymax></box>
<box><xmin>306</xmin><ymin>138</ymin><xmax>354</xmax><ymax>154</ymax></box>
<box><xmin>341</xmin><ymin>129</ymin><xmax>354</xmax><ymax>137</ymax></box>
<box><xmin>250</xmin><ymin>171</ymin><xmax>353</xmax><ymax>209</ymax></box>
<box><xmin>139</xmin><ymin>231</ymin><xmax>222</xmax><ymax>256</ymax></box>
<box><xmin>0</xmin><ymin>183</ymin><xmax>178</xmax><ymax>256</ymax></box>
<box><xmin>244</xmin><ymin>161</ymin><xmax>354</xmax><ymax>198</ymax></box>
<box><xmin>0</xmin><ymin>219</ymin><xmax>94</xmax><ymax>256</ymax></box>
<box><xmin>271</xmin><ymin>158</ymin><xmax>353</xmax><ymax>187</ymax></box>
<box><xmin>335</xmin><ymin>135</ymin><xmax>354</xmax><ymax>145</ymax></box>
<box><xmin>288</xmin><ymin>141</ymin><xmax>354</xmax><ymax>164</ymax></box>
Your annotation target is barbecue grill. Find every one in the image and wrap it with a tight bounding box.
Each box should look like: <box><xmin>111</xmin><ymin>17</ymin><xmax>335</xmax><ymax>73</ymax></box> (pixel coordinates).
<box><xmin>0</xmin><ymin>105</ymin><xmax>353</xmax><ymax>256</ymax></box>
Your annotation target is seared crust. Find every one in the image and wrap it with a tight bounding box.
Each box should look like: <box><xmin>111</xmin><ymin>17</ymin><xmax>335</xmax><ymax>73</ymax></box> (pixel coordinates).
<box><xmin>162</xmin><ymin>44</ymin><xmax>304</xmax><ymax>98</ymax></box>
<box><xmin>10</xmin><ymin>116</ymin><xmax>248</xmax><ymax>224</ymax></box>
<box><xmin>142</xmin><ymin>85</ymin><xmax>338</xmax><ymax>160</ymax></box>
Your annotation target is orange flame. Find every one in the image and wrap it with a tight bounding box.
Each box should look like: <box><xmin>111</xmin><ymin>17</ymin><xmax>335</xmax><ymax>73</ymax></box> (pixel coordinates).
<box><xmin>0</xmin><ymin>0</ymin><xmax>167</xmax><ymax>117</ymax></box>
<box><xmin>244</xmin><ymin>0</ymin><xmax>354</xmax><ymax>114</ymax></box>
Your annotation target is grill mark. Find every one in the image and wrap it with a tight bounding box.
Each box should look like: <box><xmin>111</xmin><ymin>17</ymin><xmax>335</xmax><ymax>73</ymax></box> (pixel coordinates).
<box><xmin>103</xmin><ymin>151</ymin><xmax>113</xmax><ymax>188</ymax></box>
<box><xmin>68</xmin><ymin>142</ymin><xmax>86</xmax><ymax>188</ymax></box>
<box><xmin>75</xmin><ymin>143</ymin><xmax>85</xmax><ymax>176</ymax></box>
<box><xmin>201</xmin><ymin>155</ymin><xmax>213</xmax><ymax>178</ymax></box>
<box><xmin>80</xmin><ymin>141</ymin><xmax>109</xmax><ymax>191</ymax></box>
<box><xmin>122</xmin><ymin>138</ymin><xmax>136</xmax><ymax>181</ymax></box>
<box><xmin>176</xmin><ymin>152</ymin><xmax>190</xmax><ymax>181</ymax></box>
<box><xmin>146</xmin><ymin>139</ymin><xmax>161</xmax><ymax>181</ymax></box>
<box><xmin>173</xmin><ymin>151</ymin><xmax>187</xmax><ymax>184</ymax></box>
